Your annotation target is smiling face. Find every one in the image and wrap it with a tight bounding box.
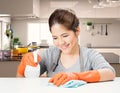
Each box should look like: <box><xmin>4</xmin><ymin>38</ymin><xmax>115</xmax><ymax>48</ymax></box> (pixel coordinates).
<box><xmin>51</xmin><ymin>24</ymin><xmax>80</xmax><ymax>54</ymax></box>
<box><xmin>49</xmin><ymin>9</ymin><xmax>80</xmax><ymax>54</ymax></box>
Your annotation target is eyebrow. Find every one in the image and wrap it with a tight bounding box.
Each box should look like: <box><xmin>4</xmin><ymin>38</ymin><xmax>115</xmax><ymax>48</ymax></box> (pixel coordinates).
<box><xmin>52</xmin><ymin>33</ymin><xmax>68</xmax><ymax>37</ymax></box>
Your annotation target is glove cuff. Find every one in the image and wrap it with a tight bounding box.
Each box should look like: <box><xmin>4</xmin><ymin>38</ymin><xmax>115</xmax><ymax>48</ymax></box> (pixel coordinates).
<box><xmin>73</xmin><ymin>70</ymin><xmax>100</xmax><ymax>82</ymax></box>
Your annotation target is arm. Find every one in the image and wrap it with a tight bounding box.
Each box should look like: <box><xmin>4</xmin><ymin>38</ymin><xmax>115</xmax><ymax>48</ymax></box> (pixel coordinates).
<box><xmin>98</xmin><ymin>68</ymin><xmax>115</xmax><ymax>81</ymax></box>
<box><xmin>88</xmin><ymin>49</ymin><xmax>116</xmax><ymax>81</ymax></box>
<box><xmin>49</xmin><ymin>48</ymin><xmax>115</xmax><ymax>86</ymax></box>
<box><xmin>49</xmin><ymin>69</ymin><xmax>115</xmax><ymax>86</ymax></box>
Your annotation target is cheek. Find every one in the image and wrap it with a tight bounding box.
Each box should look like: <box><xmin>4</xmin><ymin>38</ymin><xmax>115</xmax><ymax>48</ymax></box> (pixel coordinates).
<box><xmin>67</xmin><ymin>35</ymin><xmax>77</xmax><ymax>44</ymax></box>
<box><xmin>53</xmin><ymin>40</ymin><xmax>59</xmax><ymax>46</ymax></box>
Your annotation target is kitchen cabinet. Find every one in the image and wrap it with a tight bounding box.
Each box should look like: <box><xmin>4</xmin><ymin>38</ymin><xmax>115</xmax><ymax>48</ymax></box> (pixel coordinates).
<box><xmin>75</xmin><ymin>8</ymin><xmax>119</xmax><ymax>18</ymax></box>
<box><xmin>95</xmin><ymin>7</ymin><xmax>119</xmax><ymax>18</ymax></box>
<box><xmin>76</xmin><ymin>1</ymin><xmax>120</xmax><ymax>18</ymax></box>
<box><xmin>40</xmin><ymin>0</ymin><xmax>120</xmax><ymax>19</ymax></box>
<box><xmin>101</xmin><ymin>52</ymin><xmax>119</xmax><ymax>63</ymax></box>
<box><xmin>76</xmin><ymin>6</ymin><xmax>120</xmax><ymax>18</ymax></box>
<box><xmin>110</xmin><ymin>63</ymin><xmax>120</xmax><ymax>77</ymax></box>
<box><xmin>93</xmin><ymin>48</ymin><xmax>120</xmax><ymax>63</ymax></box>
<box><xmin>73</xmin><ymin>1</ymin><xmax>95</xmax><ymax>18</ymax></box>
<box><xmin>0</xmin><ymin>0</ymin><xmax>40</xmax><ymax>18</ymax></box>
<box><xmin>0</xmin><ymin>61</ymin><xmax>20</xmax><ymax>77</ymax></box>
<box><xmin>75</xmin><ymin>7</ymin><xmax>95</xmax><ymax>18</ymax></box>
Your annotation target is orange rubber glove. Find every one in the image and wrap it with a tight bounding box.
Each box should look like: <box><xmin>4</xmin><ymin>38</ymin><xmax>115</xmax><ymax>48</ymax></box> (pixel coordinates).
<box><xmin>17</xmin><ymin>52</ymin><xmax>41</xmax><ymax>77</ymax></box>
<box><xmin>49</xmin><ymin>70</ymin><xmax>100</xmax><ymax>86</ymax></box>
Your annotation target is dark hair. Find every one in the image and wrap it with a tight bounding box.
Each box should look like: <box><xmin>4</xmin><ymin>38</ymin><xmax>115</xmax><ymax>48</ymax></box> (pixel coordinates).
<box><xmin>48</xmin><ymin>9</ymin><xmax>79</xmax><ymax>32</ymax></box>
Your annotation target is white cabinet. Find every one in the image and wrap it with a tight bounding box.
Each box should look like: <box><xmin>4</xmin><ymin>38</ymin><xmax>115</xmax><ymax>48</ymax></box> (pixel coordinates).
<box><xmin>40</xmin><ymin>0</ymin><xmax>120</xmax><ymax>19</ymax></box>
<box><xmin>0</xmin><ymin>0</ymin><xmax>40</xmax><ymax>18</ymax></box>
<box><xmin>73</xmin><ymin>1</ymin><xmax>95</xmax><ymax>18</ymax></box>
<box><xmin>73</xmin><ymin>0</ymin><xmax>120</xmax><ymax>18</ymax></box>
<box><xmin>75</xmin><ymin>6</ymin><xmax>96</xmax><ymax>18</ymax></box>
<box><xmin>77</xmin><ymin>6</ymin><xmax>120</xmax><ymax>18</ymax></box>
<box><xmin>74</xmin><ymin>0</ymin><xmax>120</xmax><ymax>18</ymax></box>
<box><xmin>95</xmin><ymin>7</ymin><xmax>119</xmax><ymax>18</ymax></box>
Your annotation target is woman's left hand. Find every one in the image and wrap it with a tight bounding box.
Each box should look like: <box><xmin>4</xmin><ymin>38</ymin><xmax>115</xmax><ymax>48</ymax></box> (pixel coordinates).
<box><xmin>49</xmin><ymin>70</ymin><xmax>101</xmax><ymax>86</ymax></box>
<box><xmin>49</xmin><ymin>72</ymin><xmax>79</xmax><ymax>86</ymax></box>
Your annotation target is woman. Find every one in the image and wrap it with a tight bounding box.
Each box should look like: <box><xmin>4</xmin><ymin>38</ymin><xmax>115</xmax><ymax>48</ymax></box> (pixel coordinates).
<box><xmin>17</xmin><ymin>9</ymin><xmax>115</xmax><ymax>86</ymax></box>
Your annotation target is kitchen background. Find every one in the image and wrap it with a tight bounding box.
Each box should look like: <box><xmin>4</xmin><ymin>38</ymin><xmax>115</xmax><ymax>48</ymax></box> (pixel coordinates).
<box><xmin>11</xmin><ymin>18</ymin><xmax>120</xmax><ymax>48</ymax></box>
<box><xmin>0</xmin><ymin>0</ymin><xmax>120</xmax><ymax>77</ymax></box>
<box><xmin>10</xmin><ymin>0</ymin><xmax>120</xmax><ymax>47</ymax></box>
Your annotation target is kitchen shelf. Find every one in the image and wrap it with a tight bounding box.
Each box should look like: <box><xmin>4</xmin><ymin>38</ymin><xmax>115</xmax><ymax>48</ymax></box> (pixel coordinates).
<box><xmin>82</xmin><ymin>22</ymin><xmax>112</xmax><ymax>25</ymax></box>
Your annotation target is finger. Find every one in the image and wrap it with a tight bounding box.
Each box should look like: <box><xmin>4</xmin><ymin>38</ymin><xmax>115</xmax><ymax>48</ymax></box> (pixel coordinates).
<box><xmin>53</xmin><ymin>73</ymin><xmax>63</xmax><ymax>85</ymax></box>
<box><xmin>61</xmin><ymin>78</ymin><xmax>70</xmax><ymax>85</ymax></box>
<box><xmin>49</xmin><ymin>73</ymin><xmax>62</xmax><ymax>83</ymax></box>
<box><xmin>55</xmin><ymin>74</ymin><xmax>67</xmax><ymax>86</ymax></box>
<box><xmin>49</xmin><ymin>78</ymin><xmax>53</xmax><ymax>82</ymax></box>
<box><xmin>49</xmin><ymin>75</ymin><xmax>56</xmax><ymax>82</ymax></box>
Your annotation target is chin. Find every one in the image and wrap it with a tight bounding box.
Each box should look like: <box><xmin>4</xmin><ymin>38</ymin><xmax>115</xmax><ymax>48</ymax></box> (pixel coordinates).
<box><xmin>62</xmin><ymin>48</ymin><xmax>71</xmax><ymax>54</ymax></box>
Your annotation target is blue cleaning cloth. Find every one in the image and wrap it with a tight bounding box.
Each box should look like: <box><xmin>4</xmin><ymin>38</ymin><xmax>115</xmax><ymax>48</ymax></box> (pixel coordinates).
<box><xmin>47</xmin><ymin>80</ymin><xmax>87</xmax><ymax>88</ymax></box>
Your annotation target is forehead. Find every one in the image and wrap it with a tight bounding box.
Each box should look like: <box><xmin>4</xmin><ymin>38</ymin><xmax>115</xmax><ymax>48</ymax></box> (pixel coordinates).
<box><xmin>51</xmin><ymin>24</ymin><xmax>66</xmax><ymax>31</ymax></box>
<box><xmin>51</xmin><ymin>24</ymin><xmax>71</xmax><ymax>35</ymax></box>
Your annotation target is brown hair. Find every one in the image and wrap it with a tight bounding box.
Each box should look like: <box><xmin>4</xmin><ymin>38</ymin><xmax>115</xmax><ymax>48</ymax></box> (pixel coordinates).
<box><xmin>48</xmin><ymin>9</ymin><xmax>79</xmax><ymax>32</ymax></box>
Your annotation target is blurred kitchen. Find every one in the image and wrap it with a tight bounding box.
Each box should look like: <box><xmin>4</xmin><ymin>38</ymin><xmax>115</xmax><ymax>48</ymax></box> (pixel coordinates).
<box><xmin>0</xmin><ymin>0</ymin><xmax>120</xmax><ymax>77</ymax></box>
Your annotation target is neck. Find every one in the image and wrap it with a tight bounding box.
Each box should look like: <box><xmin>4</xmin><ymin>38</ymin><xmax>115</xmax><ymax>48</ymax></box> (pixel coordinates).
<box><xmin>60</xmin><ymin>45</ymin><xmax>80</xmax><ymax>69</ymax></box>
<box><xmin>61</xmin><ymin>45</ymin><xmax>80</xmax><ymax>57</ymax></box>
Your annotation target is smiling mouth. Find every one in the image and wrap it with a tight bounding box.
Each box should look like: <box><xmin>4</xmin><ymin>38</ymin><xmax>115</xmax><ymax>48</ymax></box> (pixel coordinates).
<box><xmin>60</xmin><ymin>44</ymin><xmax>70</xmax><ymax>50</ymax></box>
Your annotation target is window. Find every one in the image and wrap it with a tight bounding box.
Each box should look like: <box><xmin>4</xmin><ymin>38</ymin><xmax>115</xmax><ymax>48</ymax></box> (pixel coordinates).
<box><xmin>27</xmin><ymin>22</ymin><xmax>53</xmax><ymax>45</ymax></box>
<box><xmin>40</xmin><ymin>23</ymin><xmax>53</xmax><ymax>45</ymax></box>
<box><xmin>28</xmin><ymin>23</ymin><xmax>40</xmax><ymax>44</ymax></box>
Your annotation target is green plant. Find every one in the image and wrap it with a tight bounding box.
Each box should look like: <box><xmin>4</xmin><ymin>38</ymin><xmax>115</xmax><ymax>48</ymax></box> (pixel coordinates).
<box><xmin>87</xmin><ymin>22</ymin><xmax>93</xmax><ymax>26</ymax></box>
<box><xmin>13</xmin><ymin>37</ymin><xmax>19</xmax><ymax>43</ymax></box>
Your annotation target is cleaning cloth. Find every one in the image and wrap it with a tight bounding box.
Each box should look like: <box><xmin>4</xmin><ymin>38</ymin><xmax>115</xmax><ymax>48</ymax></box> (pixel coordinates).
<box><xmin>47</xmin><ymin>80</ymin><xmax>87</xmax><ymax>88</ymax></box>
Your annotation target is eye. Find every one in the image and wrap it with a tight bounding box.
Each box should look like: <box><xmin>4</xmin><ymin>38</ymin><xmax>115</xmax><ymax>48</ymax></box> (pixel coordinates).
<box><xmin>63</xmin><ymin>35</ymin><xmax>68</xmax><ymax>37</ymax></box>
<box><xmin>53</xmin><ymin>37</ymin><xmax>57</xmax><ymax>40</ymax></box>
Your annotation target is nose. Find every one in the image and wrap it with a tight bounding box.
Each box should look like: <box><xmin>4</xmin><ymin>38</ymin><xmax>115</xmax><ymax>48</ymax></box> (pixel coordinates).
<box><xmin>58</xmin><ymin>38</ymin><xmax>65</xmax><ymax>45</ymax></box>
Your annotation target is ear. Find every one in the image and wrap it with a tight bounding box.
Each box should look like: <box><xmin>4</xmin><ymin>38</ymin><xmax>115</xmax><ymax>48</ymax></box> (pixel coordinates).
<box><xmin>76</xmin><ymin>26</ymin><xmax>80</xmax><ymax>36</ymax></box>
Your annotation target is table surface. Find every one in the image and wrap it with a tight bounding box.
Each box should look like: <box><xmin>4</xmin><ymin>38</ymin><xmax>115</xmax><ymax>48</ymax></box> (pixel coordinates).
<box><xmin>0</xmin><ymin>77</ymin><xmax>120</xmax><ymax>93</ymax></box>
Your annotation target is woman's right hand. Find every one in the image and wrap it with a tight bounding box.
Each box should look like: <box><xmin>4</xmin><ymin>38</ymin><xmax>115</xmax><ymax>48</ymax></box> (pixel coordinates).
<box><xmin>16</xmin><ymin>51</ymin><xmax>41</xmax><ymax>77</ymax></box>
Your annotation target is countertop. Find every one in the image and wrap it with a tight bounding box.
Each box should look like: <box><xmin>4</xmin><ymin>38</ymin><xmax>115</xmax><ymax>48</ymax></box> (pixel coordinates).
<box><xmin>90</xmin><ymin>47</ymin><xmax>120</xmax><ymax>48</ymax></box>
<box><xmin>93</xmin><ymin>48</ymin><xmax>120</xmax><ymax>56</ymax></box>
<box><xmin>91</xmin><ymin>47</ymin><xmax>120</xmax><ymax>63</ymax></box>
<box><xmin>0</xmin><ymin>77</ymin><xmax>120</xmax><ymax>93</ymax></box>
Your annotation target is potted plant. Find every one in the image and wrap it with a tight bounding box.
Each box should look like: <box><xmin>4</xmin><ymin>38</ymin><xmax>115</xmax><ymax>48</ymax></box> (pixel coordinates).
<box><xmin>13</xmin><ymin>37</ymin><xmax>19</xmax><ymax>48</ymax></box>
<box><xmin>86</xmin><ymin>21</ymin><xmax>93</xmax><ymax>31</ymax></box>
